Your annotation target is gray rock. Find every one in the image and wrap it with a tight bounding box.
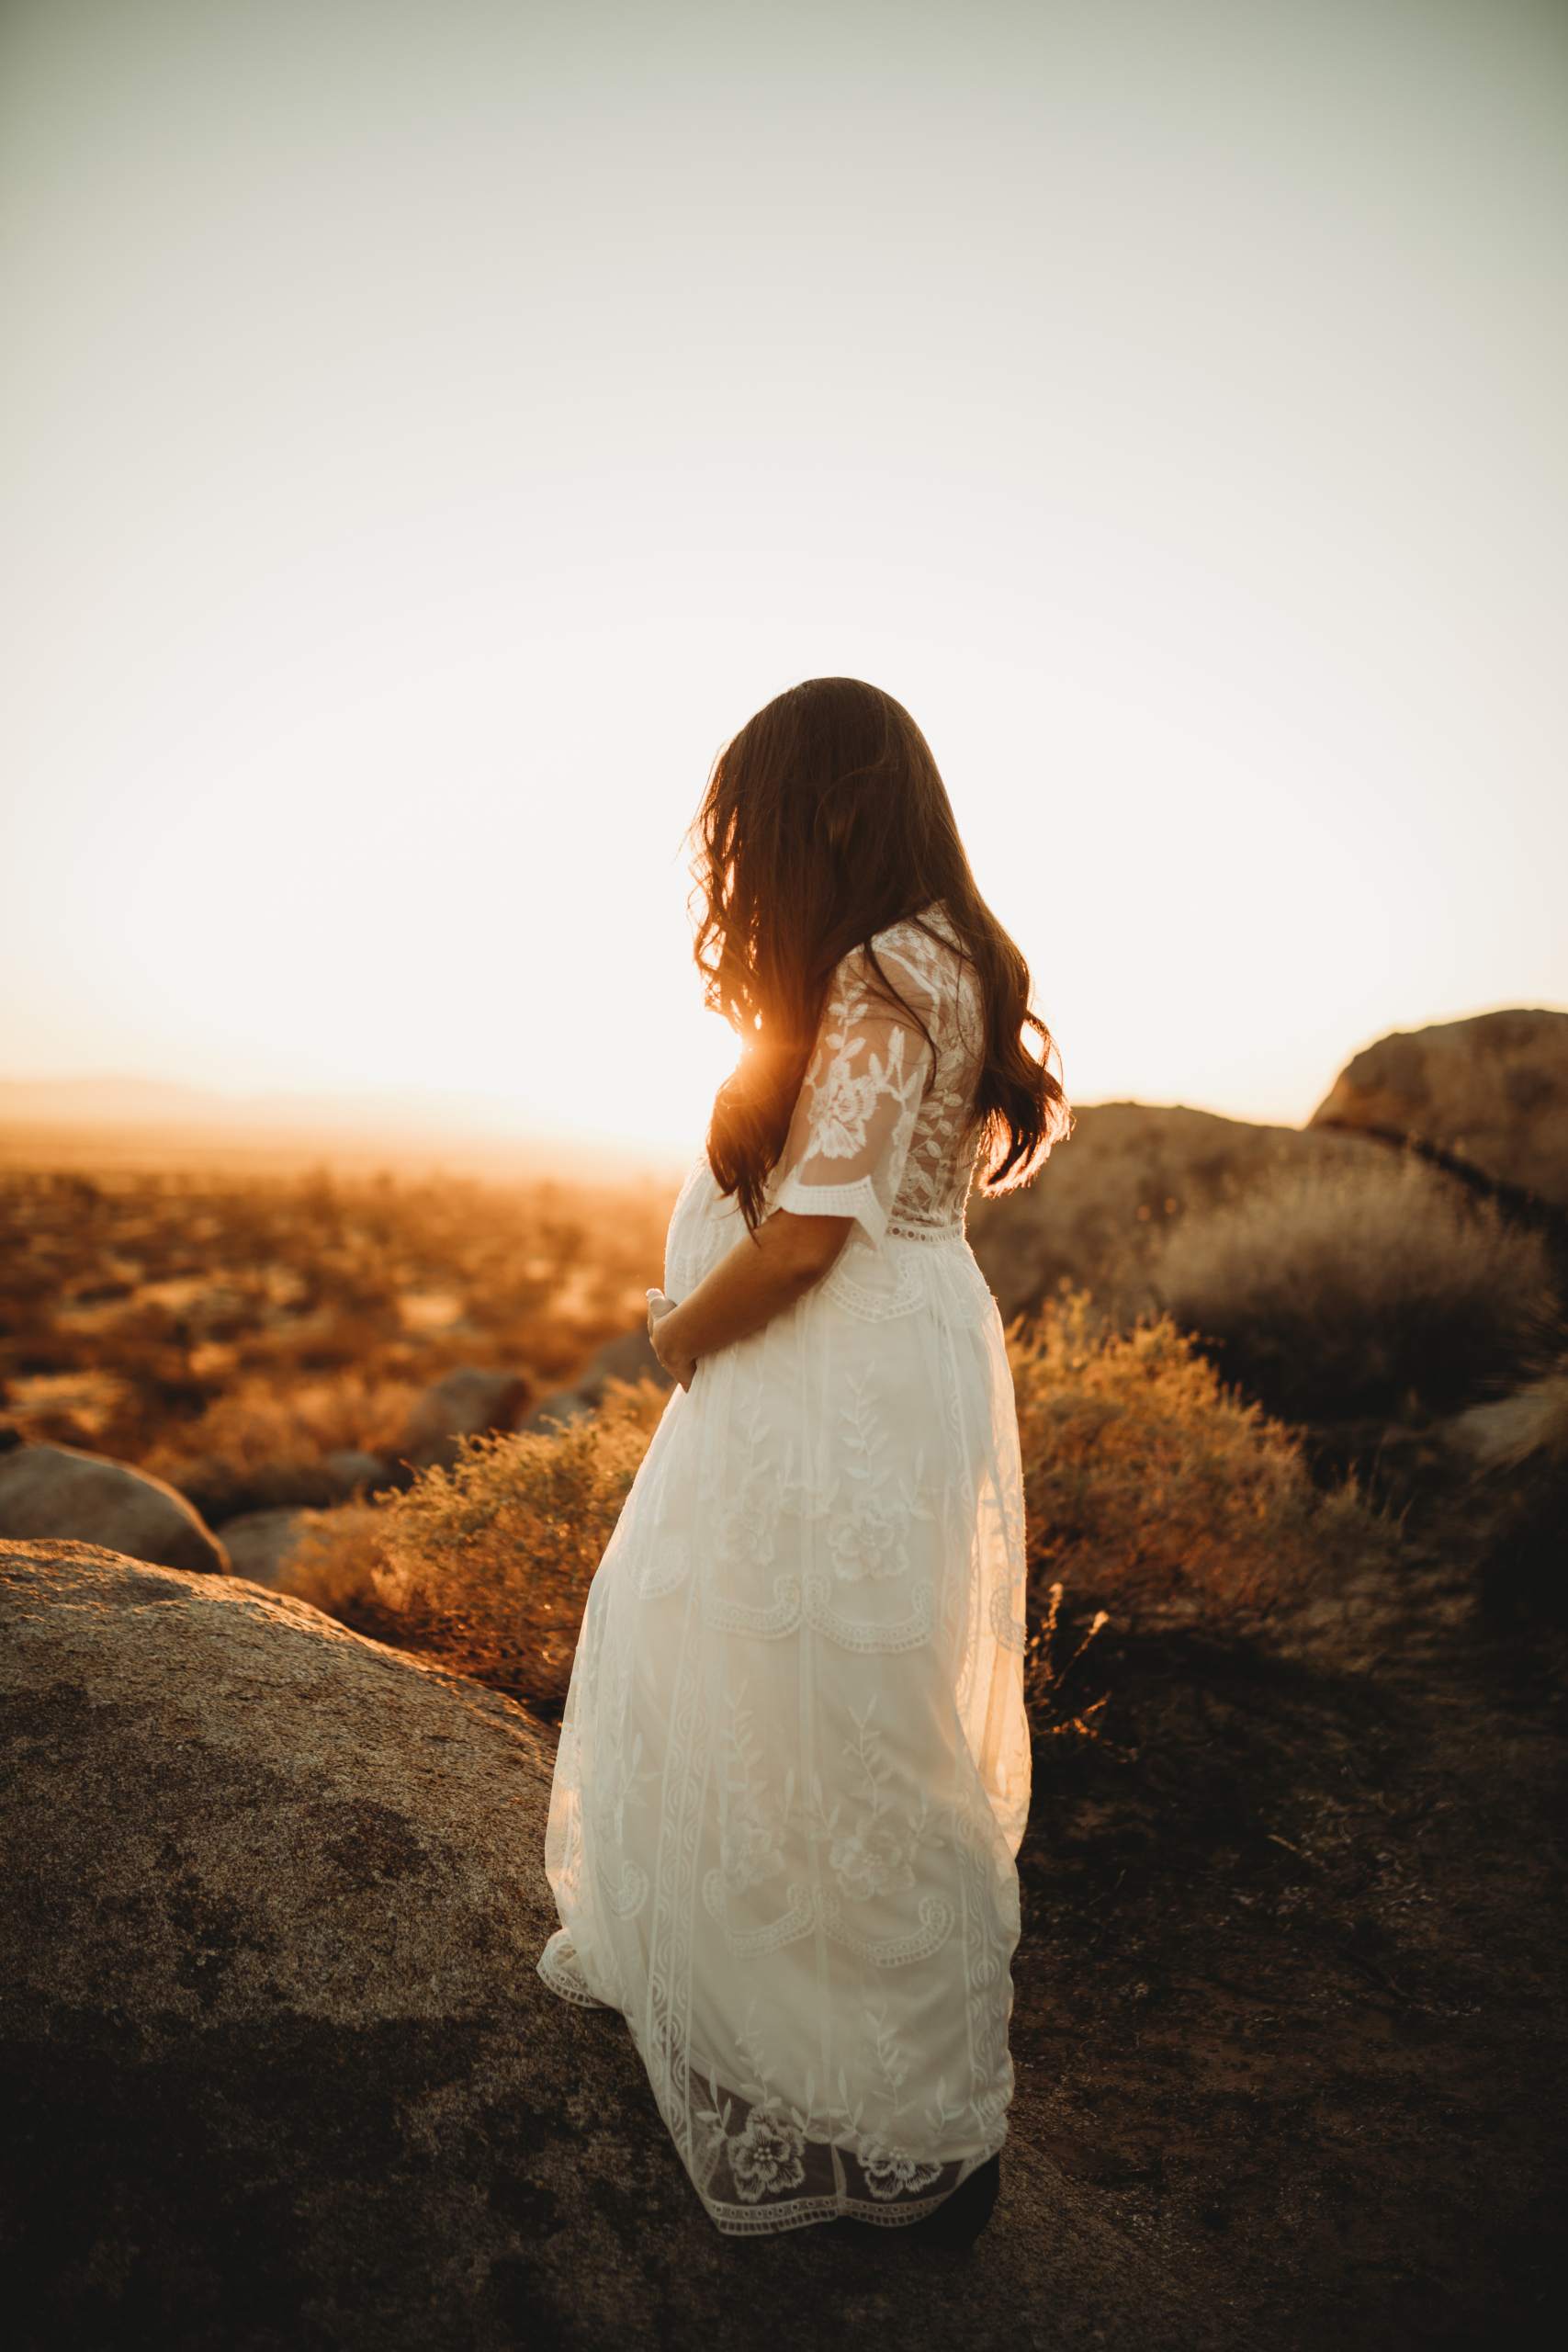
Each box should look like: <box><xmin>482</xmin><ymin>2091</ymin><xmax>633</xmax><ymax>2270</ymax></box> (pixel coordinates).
<box><xmin>520</xmin><ymin>1325</ymin><xmax>672</xmax><ymax>1433</ymax></box>
<box><xmin>394</xmin><ymin>1367</ymin><xmax>532</xmax><ymax>1472</ymax></box>
<box><xmin>968</xmin><ymin>1102</ymin><xmax>1368</xmax><ymax>1323</ymax></box>
<box><xmin>0</xmin><ymin>1440</ymin><xmax>229</xmax><ymax>1577</ymax></box>
<box><xmin>322</xmin><ymin>1447</ymin><xmax>389</xmax><ymax>1495</ymax></box>
<box><xmin>1311</xmin><ymin>1007</ymin><xmax>1568</xmax><ymax>1207</ymax></box>
<box><xmin>214</xmin><ymin>1506</ymin><xmax>308</xmax><ymax>1590</ymax></box>
<box><xmin>0</xmin><ymin>1540</ymin><xmax>1225</xmax><ymax>2352</ymax></box>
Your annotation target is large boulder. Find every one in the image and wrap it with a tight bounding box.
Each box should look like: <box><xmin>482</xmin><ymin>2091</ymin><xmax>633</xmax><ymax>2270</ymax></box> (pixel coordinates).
<box><xmin>392</xmin><ymin>1366</ymin><xmax>532</xmax><ymax>1472</ymax></box>
<box><xmin>0</xmin><ymin>1437</ymin><xmax>229</xmax><ymax>1577</ymax></box>
<box><xmin>1310</xmin><ymin>1008</ymin><xmax>1568</xmax><ymax>1207</ymax></box>
<box><xmin>1</xmin><ymin>1541</ymin><xmax>1220</xmax><ymax>2352</ymax></box>
<box><xmin>967</xmin><ymin>1102</ymin><xmax>1367</xmax><ymax>1322</ymax></box>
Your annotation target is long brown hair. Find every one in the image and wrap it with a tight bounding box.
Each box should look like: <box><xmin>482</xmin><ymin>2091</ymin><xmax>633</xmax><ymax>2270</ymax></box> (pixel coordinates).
<box><xmin>692</xmin><ymin>676</ymin><xmax>1068</xmax><ymax>1227</ymax></box>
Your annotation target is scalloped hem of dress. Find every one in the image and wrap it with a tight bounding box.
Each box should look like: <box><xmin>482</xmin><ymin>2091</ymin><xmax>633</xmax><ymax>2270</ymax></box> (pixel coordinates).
<box><xmin>536</xmin><ymin>1928</ymin><xmax>612</xmax><ymax>2010</ymax></box>
<box><xmin>699</xmin><ymin>2142</ymin><xmax>1005</xmax><ymax>2237</ymax></box>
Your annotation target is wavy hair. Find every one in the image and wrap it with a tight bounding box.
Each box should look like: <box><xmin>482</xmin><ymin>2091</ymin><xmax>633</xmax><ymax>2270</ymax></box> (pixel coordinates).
<box><xmin>692</xmin><ymin>676</ymin><xmax>1069</xmax><ymax>1228</ymax></box>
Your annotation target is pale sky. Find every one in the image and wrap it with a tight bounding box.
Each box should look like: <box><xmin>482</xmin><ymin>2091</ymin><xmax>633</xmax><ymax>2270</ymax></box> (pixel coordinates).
<box><xmin>2</xmin><ymin>0</ymin><xmax>1564</xmax><ymax>1153</ymax></box>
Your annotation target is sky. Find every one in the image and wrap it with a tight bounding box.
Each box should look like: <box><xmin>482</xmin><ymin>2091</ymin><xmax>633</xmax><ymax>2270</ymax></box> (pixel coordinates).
<box><xmin>2</xmin><ymin>0</ymin><xmax>1564</xmax><ymax>1155</ymax></box>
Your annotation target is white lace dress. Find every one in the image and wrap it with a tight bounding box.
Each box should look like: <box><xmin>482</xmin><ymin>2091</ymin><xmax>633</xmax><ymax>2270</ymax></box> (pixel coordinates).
<box><xmin>538</xmin><ymin>907</ymin><xmax>1031</xmax><ymax>2233</ymax></box>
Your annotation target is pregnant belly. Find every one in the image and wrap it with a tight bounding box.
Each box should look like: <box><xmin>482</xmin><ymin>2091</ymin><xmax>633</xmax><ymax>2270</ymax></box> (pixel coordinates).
<box><xmin>663</xmin><ymin>1159</ymin><xmax>746</xmax><ymax>1299</ymax></box>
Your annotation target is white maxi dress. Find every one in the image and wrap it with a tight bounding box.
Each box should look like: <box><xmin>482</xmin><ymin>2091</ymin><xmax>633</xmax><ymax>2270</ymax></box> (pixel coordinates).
<box><xmin>538</xmin><ymin>907</ymin><xmax>1032</xmax><ymax>2234</ymax></box>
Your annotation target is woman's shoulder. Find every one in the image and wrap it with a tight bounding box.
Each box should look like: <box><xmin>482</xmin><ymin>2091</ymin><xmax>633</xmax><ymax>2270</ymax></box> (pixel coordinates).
<box><xmin>858</xmin><ymin>903</ymin><xmax>963</xmax><ymax>994</ymax></box>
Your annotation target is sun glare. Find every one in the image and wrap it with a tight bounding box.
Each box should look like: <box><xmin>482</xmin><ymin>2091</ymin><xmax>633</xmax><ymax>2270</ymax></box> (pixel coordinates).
<box><xmin>0</xmin><ymin>1</ymin><xmax>1563</xmax><ymax>1148</ymax></box>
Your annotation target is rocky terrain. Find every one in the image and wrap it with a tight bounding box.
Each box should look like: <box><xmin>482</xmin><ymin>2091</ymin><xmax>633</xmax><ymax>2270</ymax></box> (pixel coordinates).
<box><xmin>968</xmin><ymin>1007</ymin><xmax>1568</xmax><ymax>1327</ymax></box>
<box><xmin>3</xmin><ymin>1521</ymin><xmax>1562</xmax><ymax>2352</ymax></box>
<box><xmin>3</xmin><ymin>1009</ymin><xmax>1566</xmax><ymax>2348</ymax></box>
<box><xmin>3</xmin><ymin>1543</ymin><xmax>1224</xmax><ymax>2352</ymax></box>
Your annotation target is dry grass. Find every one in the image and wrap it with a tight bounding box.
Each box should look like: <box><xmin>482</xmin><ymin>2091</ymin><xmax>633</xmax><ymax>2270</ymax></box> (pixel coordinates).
<box><xmin>140</xmin><ymin>1374</ymin><xmax>419</xmax><ymax>1517</ymax></box>
<box><xmin>1151</xmin><ymin>1151</ymin><xmax>1556</xmax><ymax>1423</ymax></box>
<box><xmin>1467</xmin><ymin>1354</ymin><xmax>1568</xmax><ymax>1631</ymax></box>
<box><xmin>287</xmin><ymin>1297</ymin><xmax>1391</xmax><ymax>1721</ymax></box>
<box><xmin>288</xmin><ymin>1379</ymin><xmax>669</xmax><ymax>1714</ymax></box>
<box><xmin>1008</xmin><ymin>1294</ymin><xmax>1392</xmax><ymax>1622</ymax></box>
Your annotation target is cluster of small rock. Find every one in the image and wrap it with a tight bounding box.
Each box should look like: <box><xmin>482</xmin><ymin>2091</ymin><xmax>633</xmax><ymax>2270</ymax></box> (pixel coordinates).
<box><xmin>0</xmin><ymin>1328</ymin><xmax>672</xmax><ymax>1594</ymax></box>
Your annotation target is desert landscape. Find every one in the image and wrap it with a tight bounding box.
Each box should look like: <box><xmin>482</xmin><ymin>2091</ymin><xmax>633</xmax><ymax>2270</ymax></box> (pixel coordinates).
<box><xmin>3</xmin><ymin>1006</ymin><xmax>1566</xmax><ymax>2350</ymax></box>
<box><xmin>6</xmin><ymin>0</ymin><xmax>1563</xmax><ymax>2338</ymax></box>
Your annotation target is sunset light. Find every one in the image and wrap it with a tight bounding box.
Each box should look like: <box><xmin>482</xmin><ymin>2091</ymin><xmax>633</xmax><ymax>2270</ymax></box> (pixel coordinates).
<box><xmin>2</xmin><ymin>0</ymin><xmax>1563</xmax><ymax>1159</ymax></box>
<box><xmin>5</xmin><ymin>7</ymin><xmax>1567</xmax><ymax>2335</ymax></box>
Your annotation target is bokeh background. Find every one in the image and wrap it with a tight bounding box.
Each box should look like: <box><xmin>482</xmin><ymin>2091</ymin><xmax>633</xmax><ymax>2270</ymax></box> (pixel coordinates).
<box><xmin>2</xmin><ymin>0</ymin><xmax>1565</xmax><ymax>1154</ymax></box>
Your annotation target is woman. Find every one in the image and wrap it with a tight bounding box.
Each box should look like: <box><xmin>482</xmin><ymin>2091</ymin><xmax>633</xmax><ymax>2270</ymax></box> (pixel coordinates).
<box><xmin>539</xmin><ymin>677</ymin><xmax>1067</xmax><ymax>2239</ymax></box>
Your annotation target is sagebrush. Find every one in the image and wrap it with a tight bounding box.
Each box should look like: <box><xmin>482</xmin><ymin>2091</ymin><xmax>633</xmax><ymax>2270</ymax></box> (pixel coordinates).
<box><xmin>288</xmin><ymin>1379</ymin><xmax>668</xmax><ymax>1713</ymax></box>
<box><xmin>292</xmin><ymin>1298</ymin><xmax>1389</xmax><ymax>1718</ymax></box>
<box><xmin>1008</xmin><ymin>1294</ymin><xmax>1390</xmax><ymax>1620</ymax></box>
<box><xmin>141</xmin><ymin>1374</ymin><xmax>418</xmax><ymax>1518</ymax></box>
<box><xmin>1151</xmin><ymin>1150</ymin><xmax>1555</xmax><ymax>1422</ymax></box>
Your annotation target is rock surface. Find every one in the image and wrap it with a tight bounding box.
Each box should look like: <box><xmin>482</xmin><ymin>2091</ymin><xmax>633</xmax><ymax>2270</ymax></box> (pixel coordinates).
<box><xmin>2</xmin><ymin>1541</ymin><xmax>1222</xmax><ymax>2352</ymax></box>
<box><xmin>0</xmin><ymin>1441</ymin><xmax>229</xmax><ymax>1577</ymax></box>
<box><xmin>393</xmin><ymin>1365</ymin><xmax>532</xmax><ymax>1472</ymax></box>
<box><xmin>521</xmin><ymin>1325</ymin><xmax>673</xmax><ymax>1432</ymax></box>
<box><xmin>1310</xmin><ymin>1007</ymin><xmax>1568</xmax><ymax>1206</ymax></box>
<box><xmin>214</xmin><ymin>1506</ymin><xmax>308</xmax><ymax>1589</ymax></box>
<box><xmin>967</xmin><ymin>1102</ymin><xmax>1368</xmax><ymax>1322</ymax></box>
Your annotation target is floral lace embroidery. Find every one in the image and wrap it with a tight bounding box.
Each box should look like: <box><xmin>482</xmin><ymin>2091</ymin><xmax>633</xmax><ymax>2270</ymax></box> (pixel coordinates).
<box><xmin>606</xmin><ymin>1726</ymin><xmax>657</xmax><ymax>1846</ymax></box>
<box><xmin>820</xmin><ymin>1250</ymin><xmax>930</xmax><ymax>1322</ymax></box>
<box><xmin>716</xmin><ymin>1685</ymin><xmax>791</xmax><ymax>1894</ymax></box>
<box><xmin>771</xmin><ymin>907</ymin><xmax>988</xmax><ymax>1248</ymax></box>
<box><xmin>827</xmin><ymin>1368</ymin><xmax>935</xmax><ymax>1582</ymax></box>
<box><xmin>862</xmin><ymin>2142</ymin><xmax>945</xmax><ymax>2200</ymax></box>
<box><xmin>729</xmin><ymin>2109</ymin><xmax>807</xmax><ymax>2203</ymax></box>
<box><xmin>711</xmin><ymin>1465</ymin><xmax>782</xmax><ymax>1571</ymax></box>
<box><xmin>539</xmin><ymin>899</ymin><xmax>1032</xmax><ymax>2236</ymax></box>
<box><xmin>801</xmin><ymin>1008</ymin><xmax>924</xmax><ymax>1169</ymax></box>
<box><xmin>810</xmin><ymin>1699</ymin><xmax>942</xmax><ymax>1903</ymax></box>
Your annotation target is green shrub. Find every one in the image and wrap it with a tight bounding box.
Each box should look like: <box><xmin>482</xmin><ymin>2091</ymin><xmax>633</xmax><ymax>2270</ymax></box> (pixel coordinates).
<box><xmin>1151</xmin><ymin>1151</ymin><xmax>1554</xmax><ymax>1423</ymax></box>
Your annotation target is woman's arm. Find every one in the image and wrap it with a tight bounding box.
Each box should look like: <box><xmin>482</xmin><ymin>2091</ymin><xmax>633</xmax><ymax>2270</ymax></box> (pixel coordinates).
<box><xmin>647</xmin><ymin>1208</ymin><xmax>853</xmax><ymax>1389</ymax></box>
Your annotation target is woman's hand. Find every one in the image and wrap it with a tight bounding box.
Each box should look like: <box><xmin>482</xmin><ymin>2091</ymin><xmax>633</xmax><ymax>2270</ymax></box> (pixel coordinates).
<box><xmin>644</xmin><ymin>1213</ymin><xmax>852</xmax><ymax>1385</ymax></box>
<box><xmin>647</xmin><ymin>1289</ymin><xmax>698</xmax><ymax>1392</ymax></box>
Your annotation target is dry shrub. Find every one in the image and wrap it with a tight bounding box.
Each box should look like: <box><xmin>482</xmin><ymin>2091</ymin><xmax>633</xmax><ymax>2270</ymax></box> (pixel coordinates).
<box><xmin>1472</xmin><ymin>1359</ymin><xmax>1568</xmax><ymax>1629</ymax></box>
<box><xmin>284</xmin><ymin>1502</ymin><xmax>391</xmax><ymax>1615</ymax></box>
<box><xmin>1010</xmin><ymin>1295</ymin><xmax>1388</xmax><ymax>1620</ymax></box>
<box><xmin>288</xmin><ymin>1379</ymin><xmax>666</xmax><ymax>1714</ymax></box>
<box><xmin>141</xmin><ymin>1374</ymin><xmax>417</xmax><ymax>1518</ymax></box>
<box><xmin>1152</xmin><ymin>1152</ymin><xmax>1554</xmax><ymax>1423</ymax></box>
<box><xmin>287</xmin><ymin>1313</ymin><xmax>1391</xmax><ymax>1719</ymax></box>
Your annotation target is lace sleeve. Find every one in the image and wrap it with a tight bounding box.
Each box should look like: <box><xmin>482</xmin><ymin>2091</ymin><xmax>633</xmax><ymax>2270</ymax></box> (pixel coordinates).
<box><xmin>771</xmin><ymin>943</ymin><xmax>935</xmax><ymax>1250</ymax></box>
